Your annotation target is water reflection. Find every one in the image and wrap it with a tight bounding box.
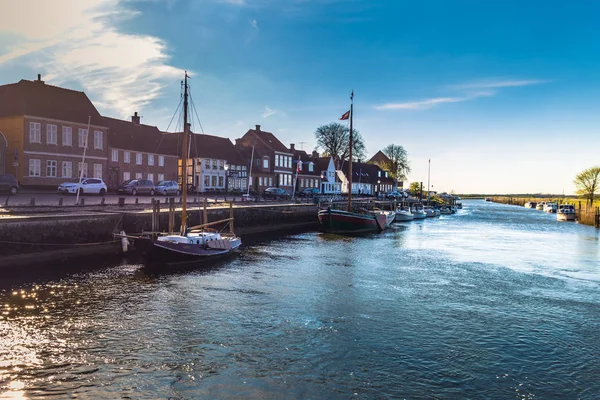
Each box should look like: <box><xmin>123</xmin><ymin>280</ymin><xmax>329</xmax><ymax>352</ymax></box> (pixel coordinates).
<box><xmin>0</xmin><ymin>200</ymin><xmax>599</xmax><ymax>398</ymax></box>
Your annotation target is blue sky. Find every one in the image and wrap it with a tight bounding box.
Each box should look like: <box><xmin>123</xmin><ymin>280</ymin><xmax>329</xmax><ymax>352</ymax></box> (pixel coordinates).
<box><xmin>2</xmin><ymin>0</ymin><xmax>600</xmax><ymax>194</ymax></box>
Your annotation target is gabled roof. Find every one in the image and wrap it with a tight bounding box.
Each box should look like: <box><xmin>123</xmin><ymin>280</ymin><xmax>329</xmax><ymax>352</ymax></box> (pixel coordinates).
<box><xmin>0</xmin><ymin>78</ymin><xmax>105</xmax><ymax>126</ymax></box>
<box><xmin>241</xmin><ymin>126</ymin><xmax>291</xmax><ymax>154</ymax></box>
<box><xmin>368</xmin><ymin>150</ymin><xmax>392</xmax><ymax>166</ymax></box>
<box><xmin>103</xmin><ymin>116</ymin><xmax>176</xmax><ymax>155</ymax></box>
<box><xmin>292</xmin><ymin>150</ymin><xmax>320</xmax><ymax>176</ymax></box>
<box><xmin>162</xmin><ymin>132</ymin><xmax>247</xmax><ymax>165</ymax></box>
<box><xmin>343</xmin><ymin>161</ymin><xmax>395</xmax><ymax>184</ymax></box>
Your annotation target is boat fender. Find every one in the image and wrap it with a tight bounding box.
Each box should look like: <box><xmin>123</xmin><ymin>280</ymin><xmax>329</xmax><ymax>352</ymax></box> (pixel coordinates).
<box><xmin>120</xmin><ymin>231</ymin><xmax>129</xmax><ymax>253</ymax></box>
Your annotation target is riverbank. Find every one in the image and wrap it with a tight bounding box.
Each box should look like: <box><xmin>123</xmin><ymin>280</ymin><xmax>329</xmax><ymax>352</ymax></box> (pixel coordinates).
<box><xmin>488</xmin><ymin>196</ymin><xmax>600</xmax><ymax>227</ymax></box>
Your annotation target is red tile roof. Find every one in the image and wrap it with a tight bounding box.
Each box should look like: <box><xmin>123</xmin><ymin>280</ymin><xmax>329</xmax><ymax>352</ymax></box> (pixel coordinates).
<box><xmin>344</xmin><ymin>161</ymin><xmax>394</xmax><ymax>184</ymax></box>
<box><xmin>162</xmin><ymin>132</ymin><xmax>247</xmax><ymax>165</ymax></box>
<box><xmin>0</xmin><ymin>79</ymin><xmax>104</xmax><ymax>126</ymax></box>
<box><xmin>243</xmin><ymin>127</ymin><xmax>291</xmax><ymax>154</ymax></box>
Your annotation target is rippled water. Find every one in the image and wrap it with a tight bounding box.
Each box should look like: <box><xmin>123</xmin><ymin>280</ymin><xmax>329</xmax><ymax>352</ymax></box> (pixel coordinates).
<box><xmin>1</xmin><ymin>200</ymin><xmax>599</xmax><ymax>399</ymax></box>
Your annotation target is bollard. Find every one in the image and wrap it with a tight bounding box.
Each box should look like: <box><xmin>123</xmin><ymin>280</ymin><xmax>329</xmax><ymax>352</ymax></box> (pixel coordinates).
<box><xmin>101</xmin><ymin>197</ymin><xmax>106</xmax><ymax>206</ymax></box>
<box><xmin>59</xmin><ymin>197</ymin><xmax>63</xmax><ymax>206</ymax></box>
<box><xmin>118</xmin><ymin>197</ymin><xmax>125</xmax><ymax>207</ymax></box>
<box><xmin>4</xmin><ymin>197</ymin><xmax>8</xmax><ymax>206</ymax></box>
<box><xmin>30</xmin><ymin>197</ymin><xmax>35</xmax><ymax>206</ymax></box>
<box><xmin>179</xmin><ymin>197</ymin><xmax>182</xmax><ymax>204</ymax></box>
<box><xmin>135</xmin><ymin>197</ymin><xmax>139</xmax><ymax>205</ymax></box>
<box><xmin>79</xmin><ymin>197</ymin><xmax>85</xmax><ymax>206</ymax></box>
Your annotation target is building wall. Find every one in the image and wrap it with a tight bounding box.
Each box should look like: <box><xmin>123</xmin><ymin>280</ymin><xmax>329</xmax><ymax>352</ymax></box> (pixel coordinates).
<box><xmin>0</xmin><ymin>116</ymin><xmax>25</xmax><ymax>180</ymax></box>
<box><xmin>21</xmin><ymin>116</ymin><xmax>108</xmax><ymax>187</ymax></box>
<box><xmin>107</xmin><ymin>147</ymin><xmax>177</xmax><ymax>189</ymax></box>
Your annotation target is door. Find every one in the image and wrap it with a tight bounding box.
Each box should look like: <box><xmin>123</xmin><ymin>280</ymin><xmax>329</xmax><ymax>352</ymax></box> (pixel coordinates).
<box><xmin>107</xmin><ymin>167</ymin><xmax>119</xmax><ymax>190</ymax></box>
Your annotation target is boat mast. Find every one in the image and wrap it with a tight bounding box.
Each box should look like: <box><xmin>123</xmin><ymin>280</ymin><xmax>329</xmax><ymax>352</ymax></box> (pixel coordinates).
<box><xmin>347</xmin><ymin>91</ymin><xmax>353</xmax><ymax>211</ymax></box>
<box><xmin>427</xmin><ymin>158</ymin><xmax>431</xmax><ymax>206</ymax></box>
<box><xmin>181</xmin><ymin>72</ymin><xmax>189</xmax><ymax>234</ymax></box>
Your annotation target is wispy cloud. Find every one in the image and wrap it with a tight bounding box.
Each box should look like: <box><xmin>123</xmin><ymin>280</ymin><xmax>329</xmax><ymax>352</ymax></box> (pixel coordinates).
<box><xmin>262</xmin><ymin>106</ymin><xmax>277</xmax><ymax>118</ymax></box>
<box><xmin>375</xmin><ymin>78</ymin><xmax>547</xmax><ymax>111</ymax></box>
<box><xmin>0</xmin><ymin>0</ymin><xmax>183</xmax><ymax>118</ymax></box>
<box><xmin>250</xmin><ymin>19</ymin><xmax>258</xmax><ymax>28</ymax></box>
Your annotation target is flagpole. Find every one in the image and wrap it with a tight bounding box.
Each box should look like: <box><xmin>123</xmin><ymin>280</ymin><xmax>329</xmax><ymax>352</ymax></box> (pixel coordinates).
<box><xmin>247</xmin><ymin>145</ymin><xmax>255</xmax><ymax>196</ymax></box>
<box><xmin>427</xmin><ymin>158</ymin><xmax>431</xmax><ymax>206</ymax></box>
<box><xmin>347</xmin><ymin>91</ymin><xmax>353</xmax><ymax>212</ymax></box>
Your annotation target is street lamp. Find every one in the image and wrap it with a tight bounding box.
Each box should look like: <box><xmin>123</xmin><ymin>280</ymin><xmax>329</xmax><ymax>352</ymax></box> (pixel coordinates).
<box><xmin>320</xmin><ymin>172</ymin><xmax>325</xmax><ymax>194</ymax></box>
<box><xmin>377</xmin><ymin>179</ymin><xmax>381</xmax><ymax>198</ymax></box>
<box><xmin>224</xmin><ymin>163</ymin><xmax>230</xmax><ymax>192</ymax></box>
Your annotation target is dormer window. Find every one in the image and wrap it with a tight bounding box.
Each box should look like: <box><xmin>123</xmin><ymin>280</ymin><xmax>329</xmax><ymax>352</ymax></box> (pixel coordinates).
<box><xmin>308</xmin><ymin>162</ymin><xmax>314</xmax><ymax>172</ymax></box>
<box><xmin>263</xmin><ymin>157</ymin><xmax>269</xmax><ymax>169</ymax></box>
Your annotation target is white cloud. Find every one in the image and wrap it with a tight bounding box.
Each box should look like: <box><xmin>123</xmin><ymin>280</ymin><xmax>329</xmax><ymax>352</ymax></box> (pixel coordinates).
<box><xmin>375</xmin><ymin>92</ymin><xmax>493</xmax><ymax>111</ymax></box>
<box><xmin>450</xmin><ymin>79</ymin><xmax>548</xmax><ymax>90</ymax></box>
<box><xmin>0</xmin><ymin>0</ymin><xmax>183</xmax><ymax>118</ymax></box>
<box><xmin>250</xmin><ymin>19</ymin><xmax>258</xmax><ymax>28</ymax></box>
<box><xmin>262</xmin><ymin>106</ymin><xmax>277</xmax><ymax>118</ymax></box>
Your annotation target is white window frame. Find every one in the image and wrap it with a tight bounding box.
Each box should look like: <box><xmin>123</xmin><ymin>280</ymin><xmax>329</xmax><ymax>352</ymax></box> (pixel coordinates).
<box><xmin>62</xmin><ymin>161</ymin><xmax>72</xmax><ymax>178</ymax></box>
<box><xmin>148</xmin><ymin>154</ymin><xmax>154</xmax><ymax>166</ymax></box>
<box><xmin>46</xmin><ymin>124</ymin><xmax>57</xmax><ymax>145</ymax></box>
<box><xmin>158</xmin><ymin>173</ymin><xmax>165</xmax><ymax>182</ymax></box>
<box><xmin>123</xmin><ymin>171</ymin><xmax>130</xmax><ymax>181</ymax></box>
<box><xmin>111</xmin><ymin>149</ymin><xmax>119</xmax><ymax>162</ymax></box>
<box><xmin>158</xmin><ymin>155</ymin><xmax>164</xmax><ymax>167</ymax></box>
<box><xmin>29</xmin><ymin>159</ymin><xmax>41</xmax><ymax>176</ymax></box>
<box><xmin>46</xmin><ymin>160</ymin><xmax>57</xmax><ymax>177</ymax></box>
<box><xmin>147</xmin><ymin>173</ymin><xmax>154</xmax><ymax>183</ymax></box>
<box><xmin>263</xmin><ymin>158</ymin><xmax>269</xmax><ymax>169</ymax></box>
<box><xmin>135</xmin><ymin>172</ymin><xmax>143</xmax><ymax>180</ymax></box>
<box><xmin>29</xmin><ymin>122</ymin><xmax>41</xmax><ymax>143</ymax></box>
<box><xmin>124</xmin><ymin>151</ymin><xmax>131</xmax><ymax>164</ymax></box>
<box><xmin>78</xmin><ymin>162</ymin><xmax>88</xmax><ymax>179</ymax></box>
<box><xmin>94</xmin><ymin>130</ymin><xmax>103</xmax><ymax>150</ymax></box>
<box><xmin>62</xmin><ymin>126</ymin><xmax>72</xmax><ymax>146</ymax></box>
<box><xmin>78</xmin><ymin>128</ymin><xmax>88</xmax><ymax>148</ymax></box>
<box><xmin>93</xmin><ymin>163</ymin><xmax>102</xmax><ymax>179</ymax></box>
<box><xmin>136</xmin><ymin>153</ymin><xmax>142</xmax><ymax>165</ymax></box>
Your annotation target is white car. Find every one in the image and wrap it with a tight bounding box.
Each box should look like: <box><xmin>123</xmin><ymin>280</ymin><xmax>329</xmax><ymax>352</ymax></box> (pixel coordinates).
<box><xmin>57</xmin><ymin>178</ymin><xmax>107</xmax><ymax>195</ymax></box>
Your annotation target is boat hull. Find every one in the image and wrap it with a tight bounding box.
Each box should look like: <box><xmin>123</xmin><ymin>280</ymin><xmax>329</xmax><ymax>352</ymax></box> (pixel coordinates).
<box><xmin>557</xmin><ymin>212</ymin><xmax>576</xmax><ymax>221</ymax></box>
<box><xmin>318</xmin><ymin>208</ymin><xmax>384</xmax><ymax>234</ymax></box>
<box><xmin>134</xmin><ymin>236</ymin><xmax>241</xmax><ymax>265</ymax></box>
<box><xmin>395</xmin><ymin>212</ymin><xmax>414</xmax><ymax>222</ymax></box>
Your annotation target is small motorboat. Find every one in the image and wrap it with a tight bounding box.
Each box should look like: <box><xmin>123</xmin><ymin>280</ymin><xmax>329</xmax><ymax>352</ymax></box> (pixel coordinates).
<box><xmin>423</xmin><ymin>206</ymin><xmax>436</xmax><ymax>218</ymax></box>
<box><xmin>439</xmin><ymin>206</ymin><xmax>453</xmax><ymax>215</ymax></box>
<box><xmin>544</xmin><ymin>202</ymin><xmax>557</xmax><ymax>214</ymax></box>
<box><xmin>524</xmin><ymin>201</ymin><xmax>537</xmax><ymax>209</ymax></box>
<box><xmin>394</xmin><ymin>207</ymin><xmax>414</xmax><ymax>222</ymax></box>
<box><xmin>536</xmin><ymin>202</ymin><xmax>546</xmax><ymax>211</ymax></box>
<box><xmin>557</xmin><ymin>204</ymin><xmax>576</xmax><ymax>221</ymax></box>
<box><xmin>411</xmin><ymin>205</ymin><xmax>427</xmax><ymax>219</ymax></box>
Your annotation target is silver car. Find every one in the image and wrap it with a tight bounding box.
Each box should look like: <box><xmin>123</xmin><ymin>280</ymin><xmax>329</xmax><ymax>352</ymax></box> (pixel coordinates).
<box><xmin>154</xmin><ymin>180</ymin><xmax>180</xmax><ymax>196</ymax></box>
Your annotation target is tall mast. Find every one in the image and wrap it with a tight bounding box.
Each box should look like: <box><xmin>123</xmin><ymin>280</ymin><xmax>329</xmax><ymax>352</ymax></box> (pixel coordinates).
<box><xmin>181</xmin><ymin>72</ymin><xmax>189</xmax><ymax>234</ymax></box>
<box><xmin>347</xmin><ymin>91</ymin><xmax>353</xmax><ymax>211</ymax></box>
<box><xmin>427</xmin><ymin>158</ymin><xmax>431</xmax><ymax>206</ymax></box>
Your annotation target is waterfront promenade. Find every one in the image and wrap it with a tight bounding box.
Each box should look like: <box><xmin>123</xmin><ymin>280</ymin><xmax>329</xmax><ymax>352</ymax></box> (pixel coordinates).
<box><xmin>1</xmin><ymin>200</ymin><xmax>598</xmax><ymax>398</ymax></box>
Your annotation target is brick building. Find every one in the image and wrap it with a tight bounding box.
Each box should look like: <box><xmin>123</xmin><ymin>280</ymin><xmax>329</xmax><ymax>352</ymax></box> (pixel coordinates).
<box><xmin>291</xmin><ymin>148</ymin><xmax>321</xmax><ymax>194</ymax></box>
<box><xmin>0</xmin><ymin>75</ymin><xmax>108</xmax><ymax>187</ymax></box>
<box><xmin>103</xmin><ymin>114</ymin><xmax>178</xmax><ymax>190</ymax></box>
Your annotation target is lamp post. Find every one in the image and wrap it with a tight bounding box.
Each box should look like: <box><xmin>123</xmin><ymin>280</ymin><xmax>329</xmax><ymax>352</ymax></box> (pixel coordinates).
<box><xmin>377</xmin><ymin>179</ymin><xmax>381</xmax><ymax>198</ymax></box>
<box><xmin>224</xmin><ymin>163</ymin><xmax>230</xmax><ymax>193</ymax></box>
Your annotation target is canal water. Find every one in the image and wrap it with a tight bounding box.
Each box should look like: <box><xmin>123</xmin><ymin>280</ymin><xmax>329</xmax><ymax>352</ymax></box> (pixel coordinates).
<box><xmin>1</xmin><ymin>200</ymin><xmax>599</xmax><ymax>399</ymax></box>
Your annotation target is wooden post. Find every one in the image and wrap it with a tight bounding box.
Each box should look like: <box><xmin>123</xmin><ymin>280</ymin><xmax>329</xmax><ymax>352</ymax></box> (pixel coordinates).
<box><xmin>229</xmin><ymin>201</ymin><xmax>234</xmax><ymax>234</ymax></box>
<box><xmin>168</xmin><ymin>197</ymin><xmax>175</xmax><ymax>233</ymax></box>
<box><xmin>203</xmin><ymin>197</ymin><xmax>208</xmax><ymax>226</ymax></box>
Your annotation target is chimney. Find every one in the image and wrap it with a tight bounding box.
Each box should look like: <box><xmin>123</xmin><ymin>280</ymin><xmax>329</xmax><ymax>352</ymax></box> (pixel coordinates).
<box><xmin>255</xmin><ymin>124</ymin><xmax>261</xmax><ymax>131</ymax></box>
<box><xmin>290</xmin><ymin>143</ymin><xmax>295</xmax><ymax>151</ymax></box>
<box><xmin>131</xmin><ymin>111</ymin><xmax>140</xmax><ymax>124</ymax></box>
<box><xmin>235</xmin><ymin>138</ymin><xmax>242</xmax><ymax>147</ymax></box>
<box><xmin>35</xmin><ymin>74</ymin><xmax>44</xmax><ymax>84</ymax></box>
<box><xmin>312</xmin><ymin>150</ymin><xmax>319</xmax><ymax>157</ymax></box>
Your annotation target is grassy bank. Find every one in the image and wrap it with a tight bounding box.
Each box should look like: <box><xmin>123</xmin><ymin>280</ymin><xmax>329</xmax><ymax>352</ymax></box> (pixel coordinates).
<box><xmin>489</xmin><ymin>196</ymin><xmax>599</xmax><ymax>227</ymax></box>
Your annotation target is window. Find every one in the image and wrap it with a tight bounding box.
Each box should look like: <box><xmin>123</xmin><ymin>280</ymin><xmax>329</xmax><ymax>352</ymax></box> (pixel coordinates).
<box><xmin>204</xmin><ymin>175</ymin><xmax>210</xmax><ymax>187</ymax></box>
<box><xmin>218</xmin><ymin>176</ymin><xmax>224</xmax><ymax>187</ymax></box>
<box><xmin>78</xmin><ymin>129</ymin><xmax>88</xmax><ymax>148</ymax></box>
<box><xmin>111</xmin><ymin>149</ymin><xmax>119</xmax><ymax>162</ymax></box>
<box><xmin>158</xmin><ymin>155</ymin><xmax>164</xmax><ymax>167</ymax></box>
<box><xmin>301</xmin><ymin>178</ymin><xmax>305</xmax><ymax>187</ymax></box>
<box><xmin>93</xmin><ymin>163</ymin><xmax>102</xmax><ymax>179</ymax></box>
<box><xmin>136</xmin><ymin>172</ymin><xmax>143</xmax><ymax>180</ymax></box>
<box><xmin>78</xmin><ymin>162</ymin><xmax>88</xmax><ymax>178</ymax></box>
<box><xmin>268</xmin><ymin>177</ymin><xmax>273</xmax><ymax>186</ymax></box>
<box><xmin>46</xmin><ymin>124</ymin><xmax>57</xmax><ymax>145</ymax></box>
<box><xmin>94</xmin><ymin>131</ymin><xmax>103</xmax><ymax>149</ymax></box>
<box><xmin>123</xmin><ymin>171</ymin><xmax>130</xmax><ymax>181</ymax></box>
<box><xmin>29</xmin><ymin>122</ymin><xmax>41</xmax><ymax>143</ymax></box>
<box><xmin>212</xmin><ymin>159</ymin><xmax>217</xmax><ymax>169</ymax></box>
<box><xmin>308</xmin><ymin>163</ymin><xmax>314</xmax><ymax>172</ymax></box>
<box><xmin>278</xmin><ymin>174</ymin><xmax>282</xmax><ymax>186</ymax></box>
<box><xmin>46</xmin><ymin>160</ymin><xmax>57</xmax><ymax>177</ymax></box>
<box><xmin>259</xmin><ymin>177</ymin><xmax>263</xmax><ymax>186</ymax></box>
<box><xmin>29</xmin><ymin>159</ymin><xmax>41</xmax><ymax>176</ymax></box>
<box><xmin>158</xmin><ymin>173</ymin><xmax>164</xmax><ymax>182</ymax></box>
<box><xmin>62</xmin><ymin>161</ymin><xmax>72</xmax><ymax>178</ymax></box>
<box><xmin>211</xmin><ymin>176</ymin><xmax>217</xmax><ymax>186</ymax></box>
<box><xmin>275</xmin><ymin>154</ymin><xmax>280</xmax><ymax>167</ymax></box>
<box><xmin>263</xmin><ymin>158</ymin><xmax>269</xmax><ymax>169</ymax></box>
<box><xmin>204</xmin><ymin>159</ymin><xmax>211</xmax><ymax>169</ymax></box>
<box><xmin>62</xmin><ymin>127</ymin><xmax>72</xmax><ymax>146</ymax></box>
<box><xmin>148</xmin><ymin>154</ymin><xmax>154</xmax><ymax>166</ymax></box>
<box><xmin>136</xmin><ymin>153</ymin><xmax>142</xmax><ymax>165</ymax></box>
<box><xmin>147</xmin><ymin>173</ymin><xmax>154</xmax><ymax>183</ymax></box>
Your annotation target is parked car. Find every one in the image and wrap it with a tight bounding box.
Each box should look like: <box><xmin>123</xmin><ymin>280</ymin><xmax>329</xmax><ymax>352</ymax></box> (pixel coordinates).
<box><xmin>154</xmin><ymin>180</ymin><xmax>180</xmax><ymax>196</ymax></box>
<box><xmin>117</xmin><ymin>179</ymin><xmax>155</xmax><ymax>196</ymax></box>
<box><xmin>263</xmin><ymin>187</ymin><xmax>291</xmax><ymax>200</ymax></box>
<box><xmin>57</xmin><ymin>178</ymin><xmax>107</xmax><ymax>195</ymax></box>
<box><xmin>298</xmin><ymin>187</ymin><xmax>320</xmax><ymax>198</ymax></box>
<box><xmin>386</xmin><ymin>191</ymin><xmax>405</xmax><ymax>200</ymax></box>
<box><xmin>0</xmin><ymin>173</ymin><xmax>19</xmax><ymax>195</ymax></box>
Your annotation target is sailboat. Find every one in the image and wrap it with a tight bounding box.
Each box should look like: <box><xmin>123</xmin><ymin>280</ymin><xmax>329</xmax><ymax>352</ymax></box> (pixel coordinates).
<box><xmin>133</xmin><ymin>73</ymin><xmax>242</xmax><ymax>263</ymax></box>
<box><xmin>318</xmin><ymin>92</ymin><xmax>394</xmax><ymax>233</ymax></box>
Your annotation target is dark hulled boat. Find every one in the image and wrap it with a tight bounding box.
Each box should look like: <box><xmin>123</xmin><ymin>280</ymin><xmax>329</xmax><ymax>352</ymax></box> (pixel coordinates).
<box><xmin>318</xmin><ymin>207</ymin><xmax>386</xmax><ymax>234</ymax></box>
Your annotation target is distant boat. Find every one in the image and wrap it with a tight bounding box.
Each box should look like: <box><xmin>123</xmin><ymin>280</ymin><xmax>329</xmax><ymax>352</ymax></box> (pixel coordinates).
<box><xmin>524</xmin><ymin>201</ymin><xmax>537</xmax><ymax>209</ymax></box>
<box><xmin>485</xmin><ymin>197</ymin><xmax>492</xmax><ymax>202</ymax></box>
<box><xmin>557</xmin><ymin>204</ymin><xmax>576</xmax><ymax>221</ymax></box>
<box><xmin>411</xmin><ymin>204</ymin><xmax>427</xmax><ymax>219</ymax></box>
<box><xmin>536</xmin><ymin>202</ymin><xmax>546</xmax><ymax>211</ymax></box>
<box><xmin>394</xmin><ymin>207</ymin><xmax>414</xmax><ymax>222</ymax></box>
<box><xmin>544</xmin><ymin>202</ymin><xmax>557</xmax><ymax>214</ymax></box>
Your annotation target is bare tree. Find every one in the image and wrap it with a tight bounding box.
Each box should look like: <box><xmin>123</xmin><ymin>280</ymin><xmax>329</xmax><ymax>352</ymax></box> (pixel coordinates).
<box><xmin>574</xmin><ymin>166</ymin><xmax>600</xmax><ymax>206</ymax></box>
<box><xmin>314</xmin><ymin>123</ymin><xmax>366</xmax><ymax>167</ymax></box>
<box><xmin>381</xmin><ymin>144</ymin><xmax>411</xmax><ymax>182</ymax></box>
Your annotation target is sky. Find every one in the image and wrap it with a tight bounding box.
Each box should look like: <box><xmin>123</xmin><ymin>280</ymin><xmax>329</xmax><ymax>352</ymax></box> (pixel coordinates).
<box><xmin>1</xmin><ymin>0</ymin><xmax>600</xmax><ymax>194</ymax></box>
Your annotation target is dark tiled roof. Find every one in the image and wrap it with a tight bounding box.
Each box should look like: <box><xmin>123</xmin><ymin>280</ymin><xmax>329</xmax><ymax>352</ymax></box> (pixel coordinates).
<box><xmin>368</xmin><ymin>150</ymin><xmax>392</xmax><ymax>166</ymax></box>
<box><xmin>103</xmin><ymin>116</ymin><xmax>176</xmax><ymax>155</ymax></box>
<box><xmin>244</xmin><ymin>128</ymin><xmax>291</xmax><ymax>153</ymax></box>
<box><xmin>0</xmin><ymin>79</ymin><xmax>104</xmax><ymax>126</ymax></box>
<box><xmin>162</xmin><ymin>132</ymin><xmax>247</xmax><ymax>165</ymax></box>
<box><xmin>292</xmin><ymin>150</ymin><xmax>320</xmax><ymax>176</ymax></box>
<box><xmin>344</xmin><ymin>161</ymin><xmax>394</xmax><ymax>184</ymax></box>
